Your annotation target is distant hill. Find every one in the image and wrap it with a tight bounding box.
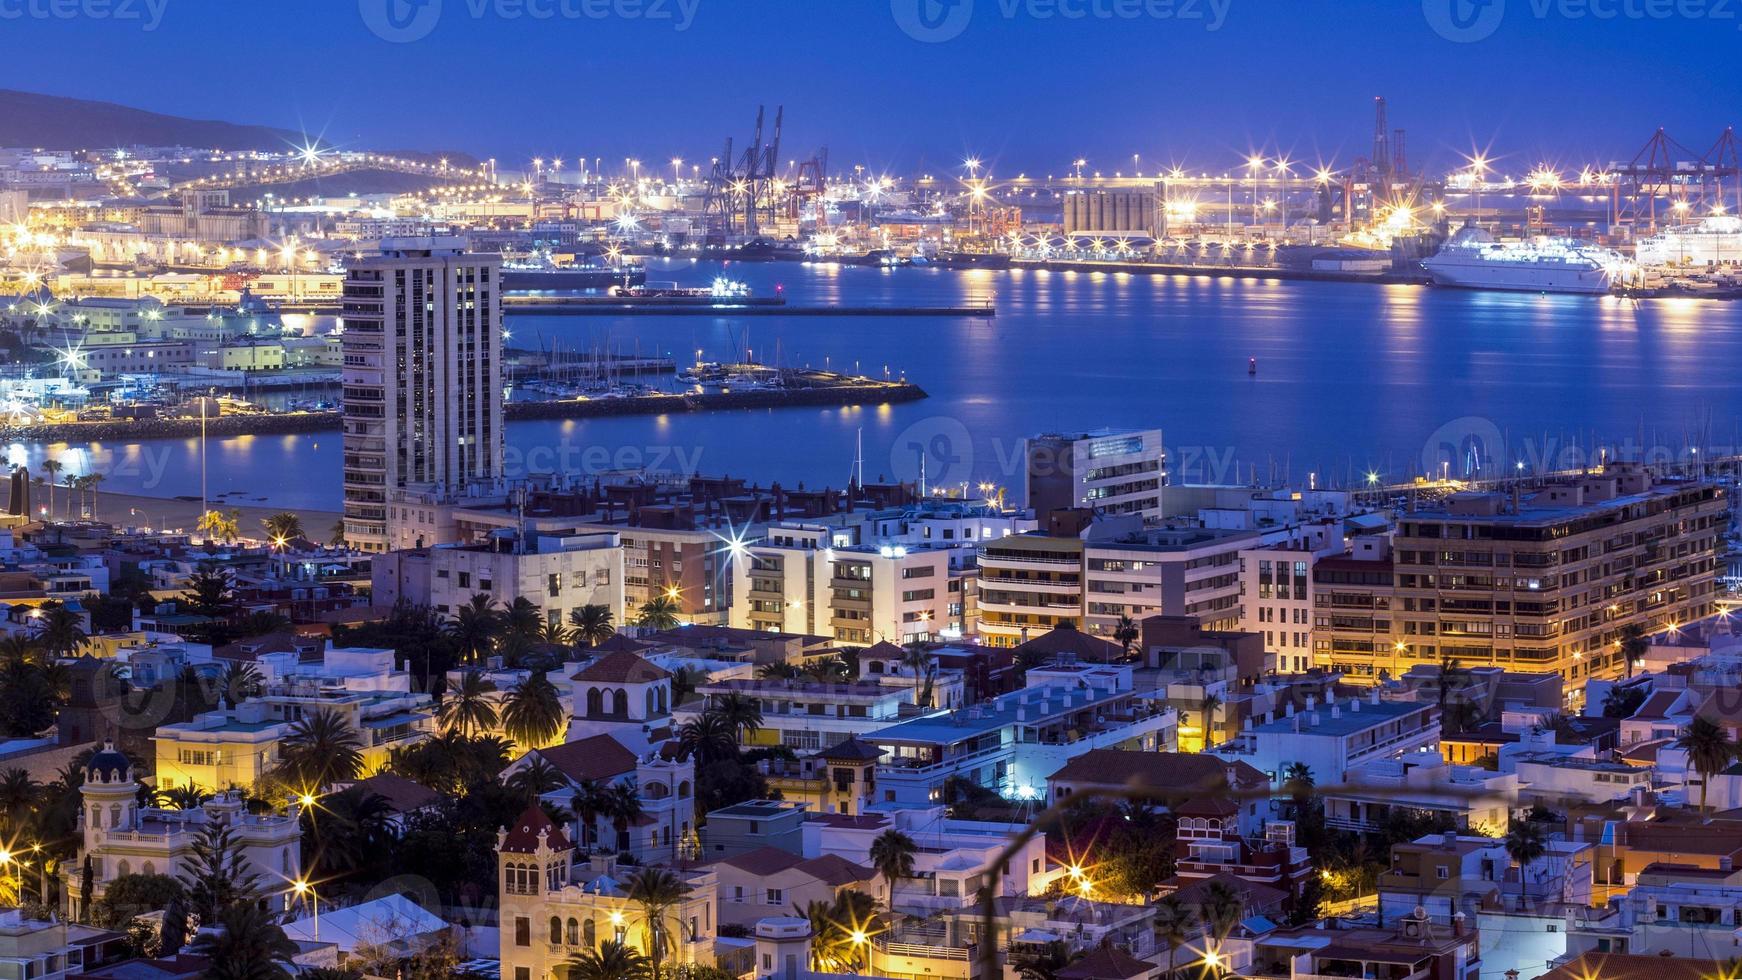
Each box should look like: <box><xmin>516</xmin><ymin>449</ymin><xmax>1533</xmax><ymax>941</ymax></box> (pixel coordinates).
<box><xmin>0</xmin><ymin>90</ymin><xmax>301</xmax><ymax>151</ymax></box>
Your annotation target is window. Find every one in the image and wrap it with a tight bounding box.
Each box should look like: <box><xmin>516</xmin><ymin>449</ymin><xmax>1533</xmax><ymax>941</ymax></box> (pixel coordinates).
<box><xmin>765</xmin><ymin>888</ymin><xmax>783</xmax><ymax>905</ymax></box>
<box><xmin>1436</xmin><ymin>865</ymin><xmax>1449</xmax><ymax>879</ymax></box>
<box><xmin>514</xmin><ymin>917</ymin><xmax>530</xmax><ymax>947</ymax></box>
<box><xmin>458</xmin><ymin>571</ymin><xmax>471</xmax><ymax>589</ymax></box>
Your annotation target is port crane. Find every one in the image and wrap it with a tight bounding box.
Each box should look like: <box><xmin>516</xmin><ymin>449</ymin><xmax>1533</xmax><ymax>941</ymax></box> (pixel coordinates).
<box><xmin>702</xmin><ymin>105</ymin><xmax>785</xmax><ymax>243</ymax></box>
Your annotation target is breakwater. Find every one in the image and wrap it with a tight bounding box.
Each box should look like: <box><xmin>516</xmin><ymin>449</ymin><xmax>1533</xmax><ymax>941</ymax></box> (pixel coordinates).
<box><xmin>1</xmin><ymin>381</ymin><xmax>927</xmax><ymax>442</ymax></box>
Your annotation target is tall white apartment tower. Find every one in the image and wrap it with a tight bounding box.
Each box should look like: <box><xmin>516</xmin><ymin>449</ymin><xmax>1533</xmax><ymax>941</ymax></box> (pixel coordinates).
<box><xmin>341</xmin><ymin>237</ymin><xmax>504</xmax><ymax>552</ymax></box>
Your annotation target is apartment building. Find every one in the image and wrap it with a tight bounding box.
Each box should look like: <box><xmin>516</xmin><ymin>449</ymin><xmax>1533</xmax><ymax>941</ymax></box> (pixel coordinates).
<box><xmin>730</xmin><ymin>523</ymin><xmax>955</xmax><ymax>645</ymax></box>
<box><xmin>1024</xmin><ymin>428</ymin><xmax>1166</xmax><ymax>519</ymax></box>
<box><xmin>341</xmin><ymin>237</ymin><xmax>503</xmax><ymax>552</ymax></box>
<box><xmin>977</xmin><ymin>518</ymin><xmax>1257</xmax><ymax>647</ymax></box>
<box><xmin>1208</xmin><ymin>689</ymin><xmax>1441</xmax><ymax>784</ymax></box>
<box><xmin>675</xmin><ymin>677</ymin><xmax>912</xmax><ymax>753</ymax></box>
<box><xmin>1315</xmin><ymin>468</ymin><xmax>1724</xmax><ymax>687</ymax></box>
<box><xmin>372</xmin><ymin>527</ymin><xmax>624</xmax><ymax>626</ymax></box>
<box><xmin>869</xmin><ymin>662</ymin><xmax>1174</xmax><ymax>804</ymax></box>
<box><xmin>1239</xmin><ymin>523</ymin><xmax>1346</xmax><ymax>673</ymax></box>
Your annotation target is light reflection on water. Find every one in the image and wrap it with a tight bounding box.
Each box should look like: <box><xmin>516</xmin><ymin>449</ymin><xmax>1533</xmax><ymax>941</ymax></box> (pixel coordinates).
<box><xmin>14</xmin><ymin>259</ymin><xmax>1742</xmax><ymax>510</ymax></box>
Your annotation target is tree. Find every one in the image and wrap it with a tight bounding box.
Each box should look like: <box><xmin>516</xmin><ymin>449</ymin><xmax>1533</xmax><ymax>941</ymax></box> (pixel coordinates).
<box><xmin>624</xmin><ymin>867</ymin><xmax>692</xmax><ymax>980</ymax></box>
<box><xmin>261</xmin><ymin>512</ymin><xmax>305</xmax><ymax>547</ymax></box>
<box><xmin>1436</xmin><ymin>652</ymin><xmax>1471</xmax><ymax>732</ymax></box>
<box><xmin>1198</xmin><ymin>692</ymin><xmax>1223</xmax><ymax>750</ymax></box>
<box><xmin>177</xmin><ymin>821</ymin><xmax>264</xmax><ymax>922</ymax></box>
<box><xmin>1619</xmin><ymin>622</ymin><xmax>1650</xmax><ymax>680</ymax></box>
<box><xmin>502</xmin><ymin>671</ymin><xmax>566</xmax><ymax>749</ymax></box>
<box><xmin>798</xmin><ymin>890</ymin><xmax>882</xmax><ymax>973</ymax></box>
<box><xmin>1153</xmin><ymin>894</ymin><xmax>1197</xmax><ymax>979</ymax></box>
<box><xmin>221</xmin><ymin>661</ymin><xmax>265</xmax><ymax>703</ymax></box>
<box><xmin>181</xmin><ymin>561</ymin><xmax>236</xmax><ymax>620</ymax></box>
<box><xmin>32</xmin><ymin>603</ymin><xmax>88</xmax><ymax>659</ymax></box>
<box><xmin>569</xmin><ymin>604</ymin><xmax>617</xmax><ymax>647</ymax></box>
<box><xmin>754</xmin><ymin>661</ymin><xmax>801</xmax><ymax>680</ymax></box>
<box><xmin>188</xmin><ymin>901</ymin><xmax>299</xmax><ymax>980</ymax></box>
<box><xmin>676</xmin><ymin>712</ymin><xmax>737</xmax><ymax>767</ymax></box>
<box><xmin>1677</xmin><ymin>715</ymin><xmax>1738</xmax><ymax>814</ymax></box>
<box><xmin>277</xmin><ymin>709</ymin><xmax>365</xmax><ymax>792</ymax></box>
<box><xmin>635</xmin><ymin>595</ymin><xmax>681</xmax><ymax>631</ymax></box>
<box><xmin>709</xmin><ymin>693</ymin><xmax>763</xmax><ymax>740</ymax></box>
<box><xmin>1503</xmin><ymin>820</ymin><xmax>1548</xmax><ymax>911</ymax></box>
<box><xmin>499</xmin><ymin>597</ymin><xmax>545</xmax><ymax>659</ymax></box>
<box><xmin>233</xmin><ymin>610</ymin><xmax>293</xmax><ymax>640</ymax></box>
<box><xmin>195</xmin><ymin>509</ymin><xmax>240</xmax><ymax>544</ymax></box>
<box><xmin>158</xmin><ymin>786</ymin><xmax>210</xmax><ymax>811</ymax></box>
<box><xmin>39</xmin><ymin>458</ymin><xmax>60</xmax><ymax>518</ymax></box>
<box><xmin>868</xmin><ymin>829</ymin><xmax>917</xmax><ymax>905</ymax></box>
<box><xmin>439</xmin><ymin>672</ymin><xmax>500</xmax><ymax>738</ymax></box>
<box><xmin>1113</xmin><ymin>614</ymin><xmax>1140</xmax><ymax>660</ymax></box>
<box><xmin>605</xmin><ymin>783</ymin><xmax>644</xmax><ymax>853</ymax></box>
<box><xmin>89</xmin><ymin>873</ymin><xmax>185</xmax><ymax>929</ymax></box>
<box><xmin>571</xmin><ymin>779</ymin><xmax>612</xmax><ymax>850</ymax></box>
<box><xmin>1199</xmin><ymin>881</ymin><xmax>1245</xmax><ymax>973</ymax></box>
<box><xmin>1602</xmin><ymin>686</ymin><xmax>1647</xmax><ymax>719</ymax></box>
<box><xmin>507</xmin><ymin>756</ymin><xmax>566</xmax><ymax>804</ymax></box>
<box><xmin>445</xmin><ymin>594</ymin><xmax>501</xmax><ymax>666</ymax></box>
<box><xmin>0</xmin><ymin>767</ymin><xmax>39</xmax><ymax>833</ymax></box>
<box><xmin>328</xmin><ymin>519</ymin><xmax>347</xmax><ymax>548</ymax></box>
<box><xmin>303</xmin><ymin>788</ymin><xmax>395</xmax><ymax>885</ymax></box>
<box><xmin>565</xmin><ymin>940</ymin><xmax>652</xmax><ymax>980</ymax></box>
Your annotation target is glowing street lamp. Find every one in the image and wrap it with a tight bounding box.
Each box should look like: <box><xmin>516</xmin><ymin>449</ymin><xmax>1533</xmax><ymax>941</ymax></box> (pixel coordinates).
<box><xmin>289</xmin><ymin>879</ymin><xmax>319</xmax><ymax>940</ymax></box>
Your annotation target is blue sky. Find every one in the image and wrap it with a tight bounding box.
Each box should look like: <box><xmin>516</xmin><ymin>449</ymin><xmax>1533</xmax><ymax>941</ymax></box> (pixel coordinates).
<box><xmin>4</xmin><ymin>0</ymin><xmax>1737</xmax><ymax>176</ymax></box>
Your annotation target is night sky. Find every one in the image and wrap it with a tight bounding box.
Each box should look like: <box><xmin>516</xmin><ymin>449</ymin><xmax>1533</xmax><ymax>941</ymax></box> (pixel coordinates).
<box><xmin>5</xmin><ymin>0</ymin><xmax>1738</xmax><ymax>175</ymax></box>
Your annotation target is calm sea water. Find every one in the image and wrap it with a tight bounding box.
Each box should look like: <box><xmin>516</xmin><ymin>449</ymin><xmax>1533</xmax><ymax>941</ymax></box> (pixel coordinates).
<box><xmin>13</xmin><ymin>258</ymin><xmax>1742</xmax><ymax>513</ymax></box>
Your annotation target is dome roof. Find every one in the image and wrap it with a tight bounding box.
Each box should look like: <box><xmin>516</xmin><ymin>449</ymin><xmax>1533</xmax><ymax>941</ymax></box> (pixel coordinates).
<box><xmin>86</xmin><ymin>743</ymin><xmax>133</xmax><ymax>782</ymax></box>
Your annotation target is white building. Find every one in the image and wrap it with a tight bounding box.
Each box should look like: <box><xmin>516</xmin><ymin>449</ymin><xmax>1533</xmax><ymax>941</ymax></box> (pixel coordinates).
<box><xmin>1209</xmin><ymin>690</ymin><xmax>1441</xmax><ymax>785</ymax></box>
<box><xmin>802</xmin><ymin>804</ymin><xmax>1049</xmax><ymax>915</ymax></box>
<box><xmin>341</xmin><ymin>237</ymin><xmax>504</xmax><ymax>551</ymax></box>
<box><xmin>372</xmin><ymin>527</ymin><xmax>625</xmax><ymax>626</ymax></box>
<box><xmin>1024</xmin><ymin>428</ymin><xmax>1166</xmax><ymax>519</ymax></box>
<box><xmin>731</xmin><ymin>523</ymin><xmax>955</xmax><ymax>646</ymax></box>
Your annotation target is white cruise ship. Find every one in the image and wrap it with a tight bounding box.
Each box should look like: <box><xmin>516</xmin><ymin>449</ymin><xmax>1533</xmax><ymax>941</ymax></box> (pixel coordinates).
<box><xmin>1635</xmin><ymin>215</ymin><xmax>1742</xmax><ymax>268</ymax></box>
<box><xmin>1423</xmin><ymin>226</ymin><xmax>1623</xmax><ymax>294</ymax></box>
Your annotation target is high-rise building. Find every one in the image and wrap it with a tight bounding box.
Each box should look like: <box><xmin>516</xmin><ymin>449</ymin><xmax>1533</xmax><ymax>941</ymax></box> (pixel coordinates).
<box><xmin>1023</xmin><ymin>428</ymin><xmax>1165</xmax><ymax>519</ymax></box>
<box><xmin>1312</xmin><ymin>465</ymin><xmax>1725</xmax><ymax>688</ymax></box>
<box><xmin>341</xmin><ymin>237</ymin><xmax>503</xmax><ymax>552</ymax></box>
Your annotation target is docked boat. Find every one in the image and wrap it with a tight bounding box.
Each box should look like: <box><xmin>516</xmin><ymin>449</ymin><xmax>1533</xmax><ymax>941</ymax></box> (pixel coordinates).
<box><xmin>500</xmin><ymin>254</ymin><xmax>645</xmax><ymax>291</ymax></box>
<box><xmin>1635</xmin><ymin>215</ymin><xmax>1742</xmax><ymax>269</ymax></box>
<box><xmin>935</xmin><ymin>251</ymin><xmax>1013</xmax><ymax>270</ymax></box>
<box><xmin>1422</xmin><ymin>226</ymin><xmax>1623</xmax><ymax>295</ymax></box>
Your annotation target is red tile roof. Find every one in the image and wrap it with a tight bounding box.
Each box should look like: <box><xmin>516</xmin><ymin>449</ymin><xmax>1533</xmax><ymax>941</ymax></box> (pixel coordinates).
<box><xmin>1057</xmin><ymin>945</ymin><xmax>1156</xmax><ymax>980</ymax></box>
<box><xmin>573</xmin><ymin>650</ymin><xmax>671</xmax><ymax>684</ymax></box>
<box><xmin>344</xmin><ymin>772</ymin><xmax>440</xmax><ymax>814</ymax></box>
<box><xmin>1049</xmin><ymin>750</ymin><xmax>1268</xmax><ymax>794</ymax></box>
<box><xmin>501</xmin><ymin>804</ymin><xmax>572</xmax><ymax>853</ymax></box>
<box><xmin>529</xmin><ymin>735</ymin><xmax>640</xmax><ymax>785</ymax></box>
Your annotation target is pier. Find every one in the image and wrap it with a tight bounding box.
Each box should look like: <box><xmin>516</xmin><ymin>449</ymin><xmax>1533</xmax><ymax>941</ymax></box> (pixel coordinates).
<box><xmin>1009</xmin><ymin>256</ymin><xmax>1430</xmax><ymax>285</ymax></box>
<box><xmin>501</xmin><ymin>294</ymin><xmax>996</xmax><ymax>317</ymax></box>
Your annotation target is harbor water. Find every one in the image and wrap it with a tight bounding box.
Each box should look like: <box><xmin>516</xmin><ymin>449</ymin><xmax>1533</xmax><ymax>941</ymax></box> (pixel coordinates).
<box><xmin>12</xmin><ymin>257</ymin><xmax>1742</xmax><ymax>513</ymax></box>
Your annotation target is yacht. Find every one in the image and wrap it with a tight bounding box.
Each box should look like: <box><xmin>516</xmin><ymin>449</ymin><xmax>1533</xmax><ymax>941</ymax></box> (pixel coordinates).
<box><xmin>1423</xmin><ymin>226</ymin><xmax>1622</xmax><ymax>295</ymax></box>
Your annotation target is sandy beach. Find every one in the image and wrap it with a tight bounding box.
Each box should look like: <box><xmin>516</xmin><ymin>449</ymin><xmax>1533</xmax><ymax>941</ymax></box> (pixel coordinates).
<box><xmin>8</xmin><ymin>483</ymin><xmax>342</xmax><ymax>541</ymax></box>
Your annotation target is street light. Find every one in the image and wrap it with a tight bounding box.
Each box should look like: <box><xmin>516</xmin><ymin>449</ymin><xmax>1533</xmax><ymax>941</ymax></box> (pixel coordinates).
<box><xmin>290</xmin><ymin>879</ymin><xmax>319</xmax><ymax>940</ymax></box>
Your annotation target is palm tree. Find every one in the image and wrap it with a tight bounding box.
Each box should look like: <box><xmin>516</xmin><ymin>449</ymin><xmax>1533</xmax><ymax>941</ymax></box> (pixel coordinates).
<box><xmin>277</xmin><ymin>710</ymin><xmax>364</xmax><ymax>792</ymax></box>
<box><xmin>1677</xmin><ymin>716</ymin><xmax>1738</xmax><ymax>814</ymax></box>
<box><xmin>438</xmin><ymin>671</ymin><xmax>500</xmax><ymax>738</ymax></box>
<box><xmin>605</xmin><ymin>782</ymin><xmax>644</xmax><ymax>853</ymax></box>
<box><xmin>0</xmin><ymin>768</ymin><xmax>39</xmax><ymax>833</ymax></box>
<box><xmin>636</xmin><ymin>595</ymin><xmax>681</xmax><ymax>631</ymax></box>
<box><xmin>221</xmin><ymin>661</ymin><xmax>265</xmax><ymax>703</ymax></box>
<box><xmin>502</xmin><ymin>671</ymin><xmax>567</xmax><ymax>749</ymax></box>
<box><xmin>569</xmin><ymin>604</ymin><xmax>616</xmax><ymax>647</ymax></box>
<box><xmin>536</xmin><ymin>617</ymin><xmax>574</xmax><ymax>648</ymax></box>
<box><xmin>1153</xmin><ymin>894</ymin><xmax>1198</xmax><ymax>979</ymax></box>
<box><xmin>709</xmin><ymin>693</ymin><xmax>763</xmax><ymax>740</ymax></box>
<box><xmin>39</xmin><ymin>459</ymin><xmax>60</xmax><ymax>518</ymax></box>
<box><xmin>1619</xmin><ymin>623</ymin><xmax>1650</xmax><ymax>680</ymax></box>
<box><xmin>187</xmin><ymin>902</ymin><xmax>299</xmax><ymax>980</ymax></box>
<box><xmin>1436</xmin><ymin>651</ymin><xmax>1470</xmax><ymax>728</ymax></box>
<box><xmin>1113</xmin><ymin>614</ymin><xmax>1140</xmax><ymax>661</ymax></box>
<box><xmin>32</xmin><ymin>604</ymin><xmax>88</xmax><ymax>659</ymax></box>
<box><xmin>571</xmin><ymin>778</ymin><xmax>612</xmax><ymax>850</ymax></box>
<box><xmin>261</xmin><ymin>512</ymin><xmax>304</xmax><ymax>547</ymax></box>
<box><xmin>565</xmin><ymin>940</ymin><xmax>652</xmax><ymax>980</ymax></box>
<box><xmin>1503</xmin><ymin>820</ymin><xmax>1548</xmax><ymax>910</ymax></box>
<box><xmin>446</xmin><ymin>594</ymin><xmax>502</xmax><ymax>666</ymax></box>
<box><xmin>624</xmin><ymin>867</ymin><xmax>692</xmax><ymax>980</ymax></box>
<box><xmin>83</xmin><ymin>472</ymin><xmax>104</xmax><ymax>518</ymax></box>
<box><xmin>798</xmin><ymin>890</ymin><xmax>882</xmax><ymax>973</ymax></box>
<box><xmin>868</xmin><ymin>828</ymin><xmax>917</xmax><ymax>905</ymax></box>
<box><xmin>0</xmin><ymin>635</ymin><xmax>35</xmax><ymax>669</ymax></box>
<box><xmin>500</xmin><ymin>597</ymin><xmax>544</xmax><ymax>654</ymax></box>
<box><xmin>507</xmin><ymin>756</ymin><xmax>566</xmax><ymax>803</ymax></box>
<box><xmin>1199</xmin><ymin>881</ymin><xmax>1245</xmax><ymax>976</ymax></box>
<box><xmin>676</xmin><ymin>712</ymin><xmax>736</xmax><ymax>766</ymax></box>
<box><xmin>328</xmin><ymin>519</ymin><xmax>347</xmax><ymax>548</ymax></box>
<box><xmin>159</xmin><ymin>785</ymin><xmax>211</xmax><ymax>811</ymax></box>
<box><xmin>1198</xmin><ymin>692</ymin><xmax>1224</xmax><ymax>750</ymax></box>
<box><xmin>754</xmin><ymin>661</ymin><xmax>802</xmax><ymax>680</ymax></box>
